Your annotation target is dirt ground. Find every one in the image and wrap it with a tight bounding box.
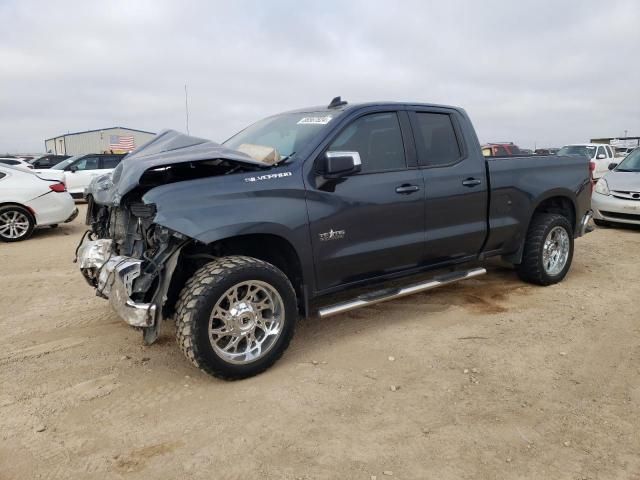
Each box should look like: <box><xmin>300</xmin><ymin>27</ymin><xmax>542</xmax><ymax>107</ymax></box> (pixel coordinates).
<box><xmin>1</xmin><ymin>205</ymin><xmax>639</xmax><ymax>480</ymax></box>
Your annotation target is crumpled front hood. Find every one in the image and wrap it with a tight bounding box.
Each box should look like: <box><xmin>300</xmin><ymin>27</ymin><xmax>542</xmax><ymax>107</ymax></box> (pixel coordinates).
<box><xmin>604</xmin><ymin>170</ymin><xmax>640</xmax><ymax>192</ymax></box>
<box><xmin>95</xmin><ymin>129</ymin><xmax>270</xmax><ymax>204</ymax></box>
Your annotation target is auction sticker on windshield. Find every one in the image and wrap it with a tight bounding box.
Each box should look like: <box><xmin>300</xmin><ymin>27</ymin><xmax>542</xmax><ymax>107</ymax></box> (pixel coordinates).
<box><xmin>297</xmin><ymin>116</ymin><xmax>332</xmax><ymax>125</ymax></box>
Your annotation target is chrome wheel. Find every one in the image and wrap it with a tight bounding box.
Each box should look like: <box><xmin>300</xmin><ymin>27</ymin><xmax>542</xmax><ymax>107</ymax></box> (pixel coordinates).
<box><xmin>208</xmin><ymin>280</ymin><xmax>285</xmax><ymax>364</ymax></box>
<box><xmin>542</xmin><ymin>226</ymin><xmax>570</xmax><ymax>276</ymax></box>
<box><xmin>0</xmin><ymin>210</ymin><xmax>31</xmax><ymax>239</ymax></box>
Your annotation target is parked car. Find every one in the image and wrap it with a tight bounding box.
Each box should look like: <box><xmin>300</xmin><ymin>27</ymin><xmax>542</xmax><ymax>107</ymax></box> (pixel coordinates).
<box><xmin>0</xmin><ymin>165</ymin><xmax>78</xmax><ymax>242</ymax></box>
<box><xmin>592</xmin><ymin>148</ymin><xmax>640</xmax><ymax>227</ymax></box>
<box><xmin>557</xmin><ymin>144</ymin><xmax>616</xmax><ymax>180</ymax></box>
<box><xmin>614</xmin><ymin>147</ymin><xmax>636</xmax><ymax>158</ymax></box>
<box><xmin>535</xmin><ymin>148</ymin><xmax>559</xmax><ymax>155</ymax></box>
<box><xmin>0</xmin><ymin>157</ymin><xmax>34</xmax><ymax>170</ymax></box>
<box><xmin>29</xmin><ymin>154</ymin><xmax>69</xmax><ymax>169</ymax></box>
<box><xmin>481</xmin><ymin>142</ymin><xmax>522</xmax><ymax>156</ymax></box>
<box><xmin>77</xmin><ymin>99</ymin><xmax>593</xmax><ymax>380</ymax></box>
<box><xmin>38</xmin><ymin>153</ymin><xmax>125</xmax><ymax>198</ymax></box>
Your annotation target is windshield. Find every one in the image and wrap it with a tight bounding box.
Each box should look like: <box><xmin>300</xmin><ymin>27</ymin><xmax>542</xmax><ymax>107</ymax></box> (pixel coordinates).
<box><xmin>557</xmin><ymin>145</ymin><xmax>596</xmax><ymax>158</ymax></box>
<box><xmin>615</xmin><ymin>148</ymin><xmax>640</xmax><ymax>172</ymax></box>
<box><xmin>223</xmin><ymin>111</ymin><xmax>337</xmax><ymax>159</ymax></box>
<box><xmin>51</xmin><ymin>155</ymin><xmax>82</xmax><ymax>170</ymax></box>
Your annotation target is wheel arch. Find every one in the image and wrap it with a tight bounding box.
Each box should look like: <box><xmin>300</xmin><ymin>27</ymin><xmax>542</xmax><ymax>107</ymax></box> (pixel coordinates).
<box><xmin>504</xmin><ymin>192</ymin><xmax>577</xmax><ymax>265</ymax></box>
<box><xmin>164</xmin><ymin>232</ymin><xmax>308</xmax><ymax>319</ymax></box>
<box><xmin>531</xmin><ymin>193</ymin><xmax>577</xmax><ymax>232</ymax></box>
<box><xmin>0</xmin><ymin>202</ymin><xmax>37</xmax><ymax>224</ymax></box>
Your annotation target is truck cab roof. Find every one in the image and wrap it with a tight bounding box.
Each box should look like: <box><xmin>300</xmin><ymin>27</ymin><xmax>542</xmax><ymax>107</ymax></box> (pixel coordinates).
<box><xmin>282</xmin><ymin>99</ymin><xmax>464</xmax><ymax>116</ymax></box>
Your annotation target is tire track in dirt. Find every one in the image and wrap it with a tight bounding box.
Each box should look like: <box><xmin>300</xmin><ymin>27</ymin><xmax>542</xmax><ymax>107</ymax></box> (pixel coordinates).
<box><xmin>0</xmin><ymin>337</ymin><xmax>85</xmax><ymax>365</ymax></box>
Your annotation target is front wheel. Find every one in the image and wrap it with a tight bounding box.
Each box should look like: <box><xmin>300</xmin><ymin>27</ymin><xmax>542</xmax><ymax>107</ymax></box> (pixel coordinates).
<box><xmin>175</xmin><ymin>256</ymin><xmax>297</xmax><ymax>380</ymax></box>
<box><xmin>516</xmin><ymin>213</ymin><xmax>574</xmax><ymax>286</ymax></box>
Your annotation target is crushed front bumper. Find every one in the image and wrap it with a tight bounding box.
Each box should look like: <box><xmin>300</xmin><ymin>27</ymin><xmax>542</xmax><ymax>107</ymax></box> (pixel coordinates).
<box><xmin>77</xmin><ymin>238</ymin><xmax>156</xmax><ymax>328</ymax></box>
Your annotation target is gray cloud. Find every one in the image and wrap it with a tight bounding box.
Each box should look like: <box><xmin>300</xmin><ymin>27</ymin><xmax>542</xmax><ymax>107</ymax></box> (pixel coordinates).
<box><xmin>1</xmin><ymin>0</ymin><xmax>638</xmax><ymax>152</ymax></box>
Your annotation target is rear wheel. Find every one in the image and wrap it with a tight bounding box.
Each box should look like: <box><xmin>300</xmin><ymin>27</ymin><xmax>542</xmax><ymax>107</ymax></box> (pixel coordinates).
<box><xmin>516</xmin><ymin>213</ymin><xmax>574</xmax><ymax>286</ymax></box>
<box><xmin>0</xmin><ymin>205</ymin><xmax>35</xmax><ymax>242</ymax></box>
<box><xmin>175</xmin><ymin>256</ymin><xmax>297</xmax><ymax>380</ymax></box>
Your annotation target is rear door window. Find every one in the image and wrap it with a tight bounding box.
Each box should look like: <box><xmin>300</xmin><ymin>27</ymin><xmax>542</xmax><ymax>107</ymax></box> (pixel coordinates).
<box><xmin>605</xmin><ymin>146</ymin><xmax>613</xmax><ymax>158</ymax></box>
<box><xmin>72</xmin><ymin>156</ymin><xmax>99</xmax><ymax>171</ymax></box>
<box><xmin>413</xmin><ymin>113</ymin><xmax>462</xmax><ymax>166</ymax></box>
<box><xmin>101</xmin><ymin>156</ymin><xmax>122</xmax><ymax>169</ymax></box>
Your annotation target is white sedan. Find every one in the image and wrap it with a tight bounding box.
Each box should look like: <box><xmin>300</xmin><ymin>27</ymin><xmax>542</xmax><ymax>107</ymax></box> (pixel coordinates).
<box><xmin>0</xmin><ymin>157</ymin><xmax>34</xmax><ymax>170</ymax></box>
<box><xmin>0</xmin><ymin>165</ymin><xmax>78</xmax><ymax>242</ymax></box>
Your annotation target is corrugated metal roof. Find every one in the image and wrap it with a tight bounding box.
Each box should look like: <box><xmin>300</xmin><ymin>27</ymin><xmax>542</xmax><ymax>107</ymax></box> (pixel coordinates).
<box><xmin>45</xmin><ymin>126</ymin><xmax>156</xmax><ymax>141</ymax></box>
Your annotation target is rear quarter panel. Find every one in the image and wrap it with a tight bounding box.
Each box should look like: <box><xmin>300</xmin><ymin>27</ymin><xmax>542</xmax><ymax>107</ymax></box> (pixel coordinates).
<box><xmin>0</xmin><ymin>168</ymin><xmax>46</xmax><ymax>204</ymax></box>
<box><xmin>27</xmin><ymin>192</ymin><xmax>75</xmax><ymax>225</ymax></box>
<box><xmin>485</xmin><ymin>155</ymin><xmax>591</xmax><ymax>256</ymax></box>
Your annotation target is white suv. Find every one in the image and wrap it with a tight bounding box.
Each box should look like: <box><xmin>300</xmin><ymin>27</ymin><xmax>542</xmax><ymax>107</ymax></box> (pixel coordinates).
<box><xmin>36</xmin><ymin>153</ymin><xmax>125</xmax><ymax>198</ymax></box>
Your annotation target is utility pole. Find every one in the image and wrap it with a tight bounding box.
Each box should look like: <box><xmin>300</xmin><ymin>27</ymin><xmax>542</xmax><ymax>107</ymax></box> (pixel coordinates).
<box><xmin>184</xmin><ymin>84</ymin><xmax>190</xmax><ymax>135</ymax></box>
<box><xmin>624</xmin><ymin>129</ymin><xmax>628</xmax><ymax>138</ymax></box>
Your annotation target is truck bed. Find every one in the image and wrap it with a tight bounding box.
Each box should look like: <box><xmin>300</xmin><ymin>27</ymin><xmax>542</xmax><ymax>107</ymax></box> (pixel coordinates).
<box><xmin>483</xmin><ymin>154</ymin><xmax>591</xmax><ymax>257</ymax></box>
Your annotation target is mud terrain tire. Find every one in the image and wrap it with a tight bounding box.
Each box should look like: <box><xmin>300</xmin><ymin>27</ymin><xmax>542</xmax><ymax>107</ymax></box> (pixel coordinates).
<box><xmin>516</xmin><ymin>213</ymin><xmax>574</xmax><ymax>286</ymax></box>
<box><xmin>175</xmin><ymin>256</ymin><xmax>297</xmax><ymax>380</ymax></box>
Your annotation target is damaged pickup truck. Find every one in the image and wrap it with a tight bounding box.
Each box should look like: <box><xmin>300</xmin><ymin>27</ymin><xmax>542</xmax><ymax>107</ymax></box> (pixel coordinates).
<box><xmin>77</xmin><ymin>98</ymin><xmax>593</xmax><ymax>380</ymax></box>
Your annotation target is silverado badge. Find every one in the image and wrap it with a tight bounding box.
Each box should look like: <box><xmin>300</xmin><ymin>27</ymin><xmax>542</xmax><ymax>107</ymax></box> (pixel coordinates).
<box><xmin>319</xmin><ymin>229</ymin><xmax>346</xmax><ymax>241</ymax></box>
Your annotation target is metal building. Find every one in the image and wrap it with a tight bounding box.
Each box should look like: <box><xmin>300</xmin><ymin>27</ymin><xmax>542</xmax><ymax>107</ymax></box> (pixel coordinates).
<box><xmin>44</xmin><ymin>127</ymin><xmax>156</xmax><ymax>155</ymax></box>
<box><xmin>590</xmin><ymin>136</ymin><xmax>640</xmax><ymax>148</ymax></box>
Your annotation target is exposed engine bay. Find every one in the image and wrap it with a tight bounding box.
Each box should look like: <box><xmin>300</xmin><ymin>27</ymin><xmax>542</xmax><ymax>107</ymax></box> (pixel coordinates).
<box><xmin>77</xmin><ymin>130</ymin><xmax>277</xmax><ymax>344</ymax></box>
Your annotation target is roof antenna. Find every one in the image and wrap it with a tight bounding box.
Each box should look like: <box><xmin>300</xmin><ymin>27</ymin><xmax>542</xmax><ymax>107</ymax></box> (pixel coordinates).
<box><xmin>328</xmin><ymin>96</ymin><xmax>347</xmax><ymax>108</ymax></box>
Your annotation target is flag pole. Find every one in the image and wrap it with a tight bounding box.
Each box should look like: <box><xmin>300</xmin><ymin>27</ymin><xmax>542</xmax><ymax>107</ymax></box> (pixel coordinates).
<box><xmin>184</xmin><ymin>84</ymin><xmax>190</xmax><ymax>135</ymax></box>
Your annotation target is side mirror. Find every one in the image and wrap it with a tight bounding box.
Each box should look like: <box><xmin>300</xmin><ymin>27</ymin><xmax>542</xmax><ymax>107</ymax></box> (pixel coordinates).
<box><xmin>608</xmin><ymin>162</ymin><xmax>618</xmax><ymax>170</ymax></box>
<box><xmin>68</xmin><ymin>165</ymin><xmax>78</xmax><ymax>172</ymax></box>
<box><xmin>323</xmin><ymin>151</ymin><xmax>362</xmax><ymax>178</ymax></box>
<box><xmin>597</xmin><ymin>154</ymin><xmax>606</xmax><ymax>159</ymax></box>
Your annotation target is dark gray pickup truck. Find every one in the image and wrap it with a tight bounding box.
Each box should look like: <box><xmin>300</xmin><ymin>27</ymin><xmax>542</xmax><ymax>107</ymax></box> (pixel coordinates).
<box><xmin>78</xmin><ymin>98</ymin><xmax>593</xmax><ymax>379</ymax></box>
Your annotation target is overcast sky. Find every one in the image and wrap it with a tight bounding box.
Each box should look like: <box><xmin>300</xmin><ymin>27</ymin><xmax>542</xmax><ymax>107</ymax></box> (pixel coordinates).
<box><xmin>1</xmin><ymin>0</ymin><xmax>638</xmax><ymax>152</ymax></box>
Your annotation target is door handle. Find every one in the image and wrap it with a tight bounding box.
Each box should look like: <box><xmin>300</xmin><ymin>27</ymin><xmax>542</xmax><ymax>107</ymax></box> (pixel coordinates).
<box><xmin>395</xmin><ymin>184</ymin><xmax>420</xmax><ymax>194</ymax></box>
<box><xmin>462</xmin><ymin>178</ymin><xmax>482</xmax><ymax>187</ymax></box>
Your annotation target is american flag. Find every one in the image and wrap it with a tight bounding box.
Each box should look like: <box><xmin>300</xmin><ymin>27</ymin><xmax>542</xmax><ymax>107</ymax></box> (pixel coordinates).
<box><xmin>109</xmin><ymin>135</ymin><xmax>135</xmax><ymax>151</ymax></box>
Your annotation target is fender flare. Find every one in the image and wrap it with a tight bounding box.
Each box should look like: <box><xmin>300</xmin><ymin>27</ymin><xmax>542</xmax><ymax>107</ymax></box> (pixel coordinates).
<box><xmin>502</xmin><ymin>189</ymin><xmax>577</xmax><ymax>265</ymax></box>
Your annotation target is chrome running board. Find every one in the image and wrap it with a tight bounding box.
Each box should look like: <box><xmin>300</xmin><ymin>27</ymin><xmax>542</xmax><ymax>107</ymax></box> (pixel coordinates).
<box><xmin>318</xmin><ymin>267</ymin><xmax>486</xmax><ymax>318</ymax></box>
